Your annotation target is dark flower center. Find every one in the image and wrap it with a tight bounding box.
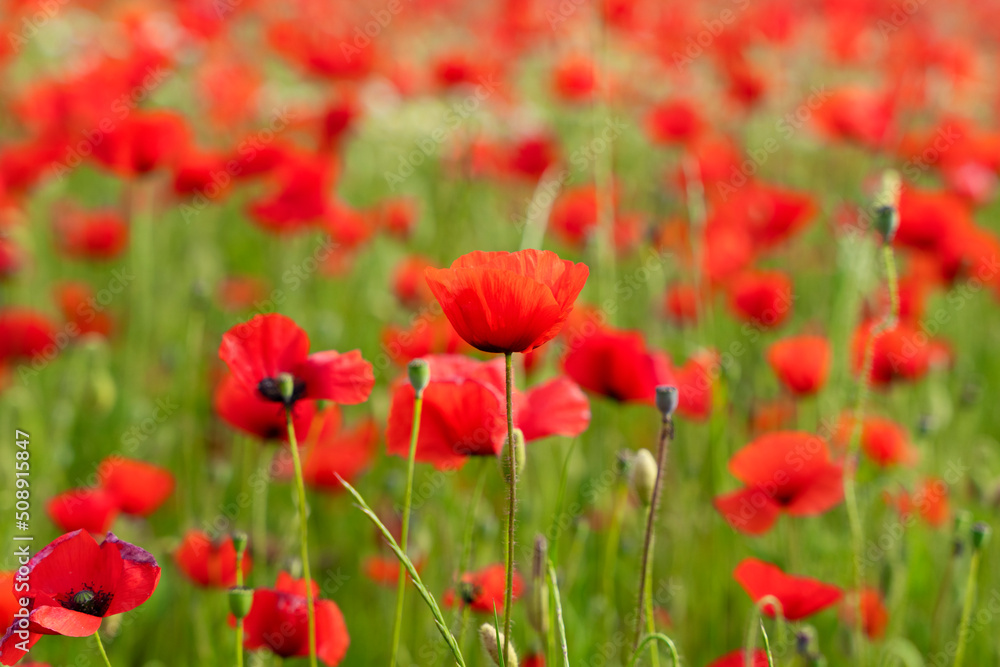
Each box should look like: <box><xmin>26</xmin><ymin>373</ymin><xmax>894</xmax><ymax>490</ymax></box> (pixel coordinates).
<box><xmin>62</xmin><ymin>584</ymin><xmax>113</xmax><ymax>617</ymax></box>
<box><xmin>258</xmin><ymin>375</ymin><xmax>306</xmax><ymax>406</ymax></box>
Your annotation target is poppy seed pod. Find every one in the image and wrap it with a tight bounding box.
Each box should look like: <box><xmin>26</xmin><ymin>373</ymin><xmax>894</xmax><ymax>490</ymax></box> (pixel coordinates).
<box><xmin>229</xmin><ymin>586</ymin><xmax>254</xmax><ymax>619</ymax></box>
<box><xmin>232</xmin><ymin>531</ymin><xmax>248</xmax><ymax>557</ymax></box>
<box><xmin>655</xmin><ymin>385</ymin><xmax>679</xmax><ymax>417</ymax></box>
<box><xmin>479</xmin><ymin>623</ymin><xmax>518</xmax><ymax>667</ymax></box>
<box><xmin>630</xmin><ymin>449</ymin><xmax>658</xmax><ymax>506</ymax></box>
<box><xmin>971</xmin><ymin>522</ymin><xmax>991</xmax><ymax>551</ymax></box>
<box><xmin>407</xmin><ymin>358</ymin><xmax>431</xmax><ymax>397</ymax></box>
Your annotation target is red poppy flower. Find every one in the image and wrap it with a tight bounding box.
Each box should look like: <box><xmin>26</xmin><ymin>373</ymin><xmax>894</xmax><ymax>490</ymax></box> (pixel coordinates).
<box><xmin>362</xmin><ymin>555</ymin><xmax>426</xmax><ymax>587</ymax></box>
<box><xmin>766</xmin><ymin>335</ymin><xmax>831</xmax><ymax>397</ymax></box>
<box><xmin>55</xmin><ymin>282</ymin><xmax>113</xmax><ymax>338</ymax></box>
<box><xmin>0</xmin><ymin>573</ymin><xmax>18</xmax><ymax>635</ymax></box>
<box><xmin>552</xmin><ymin>55</ymin><xmax>595</xmax><ymax>102</ymax></box>
<box><xmin>0</xmin><ymin>309</ymin><xmax>57</xmax><ymax>363</ymax></box>
<box><xmin>174</xmin><ymin>530</ymin><xmax>252</xmax><ymax>589</ymax></box>
<box><xmin>318</xmin><ymin>97</ymin><xmax>359</xmax><ymax>152</ymax></box>
<box><xmin>714</xmin><ymin>432</ymin><xmax>844</xmax><ymax>535</ymax></box>
<box><xmin>97</xmin><ymin>457</ymin><xmax>175</xmax><ymax>517</ymax></box>
<box><xmin>522</xmin><ymin>653</ymin><xmax>546</xmax><ymax>667</ymax></box>
<box><xmin>386</xmin><ymin>355</ymin><xmax>589</xmax><ymax>469</ymax></box>
<box><xmin>242</xmin><ymin>572</ymin><xmax>349</xmax><ymax>666</ymax></box>
<box><xmin>272</xmin><ymin>406</ymin><xmax>377</xmax><ymax>492</ymax></box>
<box><xmin>247</xmin><ymin>152</ymin><xmax>334</xmax><ymax>234</ymax></box>
<box><xmin>706</xmin><ymin>649</ymin><xmax>769</xmax><ymax>667</ymax></box>
<box><xmin>506</xmin><ymin>135</ymin><xmax>558</xmax><ymax>181</ymax></box>
<box><xmin>53</xmin><ymin>208</ymin><xmax>128</xmax><ymax>261</ymax></box>
<box><xmin>836</xmin><ymin>416</ymin><xmax>916</xmax><ymax>467</ymax></box>
<box><xmin>664</xmin><ymin>284</ymin><xmax>700</xmax><ymax>325</ymax></box>
<box><xmin>214</xmin><ymin>372</ymin><xmax>316</xmax><ymax>442</ymax></box>
<box><xmin>812</xmin><ymin>87</ymin><xmax>894</xmax><ymax>149</ymax></box>
<box><xmin>172</xmin><ymin>148</ymin><xmax>230</xmax><ymax>199</ymax></box>
<box><xmin>219</xmin><ymin>313</ymin><xmax>374</xmax><ymax>407</ymax></box>
<box><xmin>425</xmin><ymin>249</ymin><xmax>589</xmax><ymax>354</ymax></box>
<box><xmin>646</xmin><ymin>99</ymin><xmax>703</xmax><ymax>145</ymax></box>
<box><xmin>376</xmin><ymin>197</ymin><xmax>418</xmax><ymax>239</ymax></box>
<box><xmin>216</xmin><ymin>276</ymin><xmax>269</xmax><ymax>312</ymax></box>
<box><xmin>563</xmin><ymin>327</ymin><xmax>672</xmax><ymax>403</ymax></box>
<box><xmin>0</xmin><ymin>530</ymin><xmax>159</xmax><ymax>664</ymax></box>
<box><xmin>443</xmin><ymin>564</ymin><xmax>523</xmax><ymax>613</ymax></box>
<box><xmin>839</xmin><ymin>588</ymin><xmax>888</xmax><ymax>640</ymax></box>
<box><xmin>750</xmin><ymin>397</ymin><xmax>797</xmax><ymax>434</ymax></box>
<box><xmin>884</xmin><ymin>478</ymin><xmax>950</xmax><ymax>528</ymax></box>
<box><xmin>91</xmin><ymin>110</ymin><xmax>188</xmax><ymax>177</ymax></box>
<box><xmin>851</xmin><ymin>320</ymin><xmax>932</xmax><ymax>386</ymax></box>
<box><xmin>0</xmin><ymin>239</ymin><xmax>21</xmax><ymax>280</ymax></box>
<box><xmin>728</xmin><ymin>270</ymin><xmax>794</xmax><ymax>328</ymax></box>
<box><xmin>733</xmin><ymin>558</ymin><xmax>842</xmax><ymax>620</ymax></box>
<box><xmin>47</xmin><ymin>489</ymin><xmax>119</xmax><ymax>534</ymax></box>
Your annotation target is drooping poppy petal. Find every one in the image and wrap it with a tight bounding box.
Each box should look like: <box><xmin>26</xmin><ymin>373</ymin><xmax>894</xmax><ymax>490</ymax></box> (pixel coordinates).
<box><xmin>47</xmin><ymin>489</ymin><xmax>119</xmax><ymax>534</ymax></box>
<box><xmin>174</xmin><ymin>531</ymin><xmax>252</xmax><ymax>589</ymax></box>
<box><xmin>733</xmin><ymin>558</ymin><xmax>842</xmax><ymax>620</ymax></box>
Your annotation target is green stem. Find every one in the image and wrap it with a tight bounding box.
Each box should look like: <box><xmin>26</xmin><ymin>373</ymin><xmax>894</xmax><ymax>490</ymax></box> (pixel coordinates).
<box><xmin>502</xmin><ymin>351</ymin><xmax>517</xmax><ymax>660</ymax></box>
<box><xmin>93</xmin><ymin>630</ymin><xmax>113</xmax><ymax>667</ymax></box>
<box><xmin>547</xmin><ymin>561</ymin><xmax>570</xmax><ymax>667</ymax></box>
<box><xmin>843</xmin><ymin>241</ymin><xmax>898</xmax><ymax>667</ymax></box>
<box><xmin>643</xmin><ymin>526</ymin><xmax>660</xmax><ymax>667</ymax></box>
<box><xmin>390</xmin><ymin>391</ymin><xmax>424</xmax><ymax>665</ymax></box>
<box><xmin>285</xmin><ymin>408</ymin><xmax>318</xmax><ymax>667</ymax></box>
<box><xmin>952</xmin><ymin>549</ymin><xmax>981</xmax><ymax>667</ymax></box>
<box><xmin>627</xmin><ymin>633</ymin><xmax>680</xmax><ymax>667</ymax></box>
<box><xmin>631</xmin><ymin>414</ymin><xmax>673</xmax><ymax>652</ymax></box>
<box><xmin>235</xmin><ymin>550</ymin><xmax>245</xmax><ymax>667</ymax></box>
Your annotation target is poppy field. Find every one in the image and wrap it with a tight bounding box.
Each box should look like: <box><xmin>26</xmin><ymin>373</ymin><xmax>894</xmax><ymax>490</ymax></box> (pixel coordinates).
<box><xmin>3</xmin><ymin>0</ymin><xmax>1000</xmax><ymax>665</ymax></box>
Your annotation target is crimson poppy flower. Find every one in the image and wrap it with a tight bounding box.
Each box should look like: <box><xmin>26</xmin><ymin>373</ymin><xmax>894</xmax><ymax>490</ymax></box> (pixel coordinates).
<box><xmin>425</xmin><ymin>249</ymin><xmax>589</xmax><ymax>354</ymax></box>
<box><xmin>171</xmin><ymin>148</ymin><xmax>230</xmax><ymax>199</ymax></box>
<box><xmin>271</xmin><ymin>406</ymin><xmax>377</xmax><ymax>492</ymax></box>
<box><xmin>55</xmin><ymin>282</ymin><xmax>113</xmax><ymax>338</ymax></box>
<box><xmin>706</xmin><ymin>649</ymin><xmax>769</xmax><ymax>667</ymax></box>
<box><xmin>883</xmin><ymin>478</ymin><xmax>950</xmax><ymax>528</ymax></box>
<box><xmin>563</xmin><ymin>327</ymin><xmax>672</xmax><ymax>403</ymax></box>
<box><xmin>522</xmin><ymin>653</ymin><xmax>546</xmax><ymax>667</ymax></box>
<box><xmin>552</xmin><ymin>55</ymin><xmax>595</xmax><ymax>102</ymax></box>
<box><xmin>219</xmin><ymin>313</ymin><xmax>374</xmax><ymax>407</ymax></box>
<box><xmin>733</xmin><ymin>558</ymin><xmax>842</xmax><ymax>620</ymax></box>
<box><xmin>443</xmin><ymin>564</ymin><xmax>523</xmax><ymax>613</ymax></box>
<box><xmin>646</xmin><ymin>99</ymin><xmax>703</xmax><ymax>145</ymax></box>
<box><xmin>242</xmin><ymin>572</ymin><xmax>349</xmax><ymax>666</ymax></box>
<box><xmin>728</xmin><ymin>270</ymin><xmax>794</xmax><ymax>328</ymax></box>
<box><xmin>376</xmin><ymin>197</ymin><xmax>419</xmax><ymax>239</ymax></box>
<box><xmin>0</xmin><ymin>239</ymin><xmax>21</xmax><ymax>280</ymax></box>
<box><xmin>839</xmin><ymin>588</ymin><xmax>889</xmax><ymax>640</ymax></box>
<box><xmin>0</xmin><ymin>530</ymin><xmax>159</xmax><ymax>664</ymax></box>
<box><xmin>714</xmin><ymin>432</ymin><xmax>844</xmax><ymax>535</ymax></box>
<box><xmin>851</xmin><ymin>320</ymin><xmax>932</xmax><ymax>386</ymax></box>
<box><xmin>97</xmin><ymin>457</ymin><xmax>175</xmax><ymax>517</ymax></box>
<box><xmin>53</xmin><ymin>208</ymin><xmax>128</xmax><ymax>261</ymax></box>
<box><xmin>381</xmin><ymin>315</ymin><xmax>471</xmax><ymax>364</ymax></box>
<box><xmin>247</xmin><ymin>152</ymin><xmax>334</xmax><ymax>234</ymax></box>
<box><xmin>391</xmin><ymin>254</ymin><xmax>434</xmax><ymax>305</ymax></box>
<box><xmin>47</xmin><ymin>489</ymin><xmax>119</xmax><ymax>534</ymax></box>
<box><xmin>767</xmin><ymin>335</ymin><xmax>831</xmax><ymax>397</ymax></box>
<box><xmin>91</xmin><ymin>110</ymin><xmax>188</xmax><ymax>177</ymax></box>
<box><xmin>362</xmin><ymin>555</ymin><xmax>426</xmax><ymax>587</ymax></box>
<box><xmin>174</xmin><ymin>531</ymin><xmax>252</xmax><ymax>589</ymax></box>
<box><xmin>750</xmin><ymin>396</ymin><xmax>797</xmax><ymax>434</ymax></box>
<box><xmin>0</xmin><ymin>309</ymin><xmax>57</xmax><ymax>363</ymax></box>
<box><xmin>812</xmin><ymin>87</ymin><xmax>894</xmax><ymax>149</ymax></box>
<box><xmin>0</xmin><ymin>573</ymin><xmax>18</xmax><ymax>635</ymax></box>
<box><xmin>664</xmin><ymin>284</ymin><xmax>700</xmax><ymax>325</ymax></box>
<box><xmin>318</xmin><ymin>97</ymin><xmax>359</xmax><ymax>153</ymax></box>
<box><xmin>216</xmin><ymin>276</ymin><xmax>270</xmax><ymax>313</ymax></box>
<box><xmin>386</xmin><ymin>355</ymin><xmax>589</xmax><ymax>469</ymax></box>
<box><xmin>505</xmin><ymin>135</ymin><xmax>558</xmax><ymax>181</ymax></box>
<box><xmin>836</xmin><ymin>415</ymin><xmax>916</xmax><ymax>467</ymax></box>
<box><xmin>214</xmin><ymin>372</ymin><xmax>316</xmax><ymax>442</ymax></box>
<box><xmin>703</xmin><ymin>226</ymin><xmax>755</xmax><ymax>287</ymax></box>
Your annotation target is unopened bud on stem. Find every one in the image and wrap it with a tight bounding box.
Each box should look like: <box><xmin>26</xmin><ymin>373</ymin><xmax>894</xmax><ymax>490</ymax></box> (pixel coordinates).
<box><xmin>630</xmin><ymin>449</ymin><xmax>658</xmax><ymax>507</ymax></box>
<box><xmin>408</xmin><ymin>358</ymin><xmax>430</xmax><ymax>397</ymax></box>
<box><xmin>479</xmin><ymin>623</ymin><xmax>518</xmax><ymax>667</ymax></box>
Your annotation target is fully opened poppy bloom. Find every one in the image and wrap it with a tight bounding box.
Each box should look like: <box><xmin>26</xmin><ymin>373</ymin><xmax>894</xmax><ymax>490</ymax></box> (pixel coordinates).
<box><xmin>219</xmin><ymin>313</ymin><xmax>374</xmax><ymax>407</ymax></box>
<box><xmin>214</xmin><ymin>372</ymin><xmax>316</xmax><ymax>442</ymax></box>
<box><xmin>0</xmin><ymin>531</ymin><xmax>159</xmax><ymax>665</ymax></box>
<box><xmin>563</xmin><ymin>327</ymin><xmax>672</xmax><ymax>403</ymax></box>
<box><xmin>96</xmin><ymin>457</ymin><xmax>175</xmax><ymax>517</ymax></box>
<box><xmin>733</xmin><ymin>558</ymin><xmax>842</xmax><ymax>620</ymax></box>
<box><xmin>0</xmin><ymin>309</ymin><xmax>57</xmax><ymax>363</ymax></box>
<box><xmin>767</xmin><ymin>335</ymin><xmax>831</xmax><ymax>397</ymax></box>
<box><xmin>835</xmin><ymin>415</ymin><xmax>917</xmax><ymax>467</ymax></box>
<box><xmin>386</xmin><ymin>355</ymin><xmax>590</xmax><ymax>469</ymax></box>
<box><xmin>425</xmin><ymin>249</ymin><xmax>589</xmax><ymax>354</ymax></box>
<box><xmin>728</xmin><ymin>270</ymin><xmax>794</xmax><ymax>329</ymax></box>
<box><xmin>174</xmin><ymin>531</ymin><xmax>252</xmax><ymax>589</ymax></box>
<box><xmin>851</xmin><ymin>320</ymin><xmax>936</xmax><ymax>387</ymax></box>
<box><xmin>443</xmin><ymin>564</ymin><xmax>523</xmax><ymax>613</ymax></box>
<box><xmin>241</xmin><ymin>572</ymin><xmax>349</xmax><ymax>666</ymax></box>
<box><xmin>883</xmin><ymin>478</ymin><xmax>950</xmax><ymax>528</ymax></box>
<box><xmin>714</xmin><ymin>432</ymin><xmax>844</xmax><ymax>535</ymax></box>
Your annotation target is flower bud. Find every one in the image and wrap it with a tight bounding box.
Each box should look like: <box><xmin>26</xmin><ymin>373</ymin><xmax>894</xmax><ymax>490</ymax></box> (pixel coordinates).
<box><xmin>971</xmin><ymin>522</ymin><xmax>991</xmax><ymax>551</ymax></box>
<box><xmin>655</xmin><ymin>385</ymin><xmax>678</xmax><ymax>417</ymax></box>
<box><xmin>499</xmin><ymin>428</ymin><xmax>525</xmax><ymax>484</ymax></box>
<box><xmin>229</xmin><ymin>586</ymin><xmax>254</xmax><ymax>619</ymax></box>
<box><xmin>526</xmin><ymin>535</ymin><xmax>549</xmax><ymax>637</ymax></box>
<box><xmin>408</xmin><ymin>358</ymin><xmax>431</xmax><ymax>397</ymax></box>
<box><xmin>232</xmin><ymin>531</ymin><xmax>248</xmax><ymax>557</ymax></box>
<box><xmin>479</xmin><ymin>623</ymin><xmax>518</xmax><ymax>667</ymax></box>
<box><xmin>630</xmin><ymin>449</ymin><xmax>658</xmax><ymax>507</ymax></box>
